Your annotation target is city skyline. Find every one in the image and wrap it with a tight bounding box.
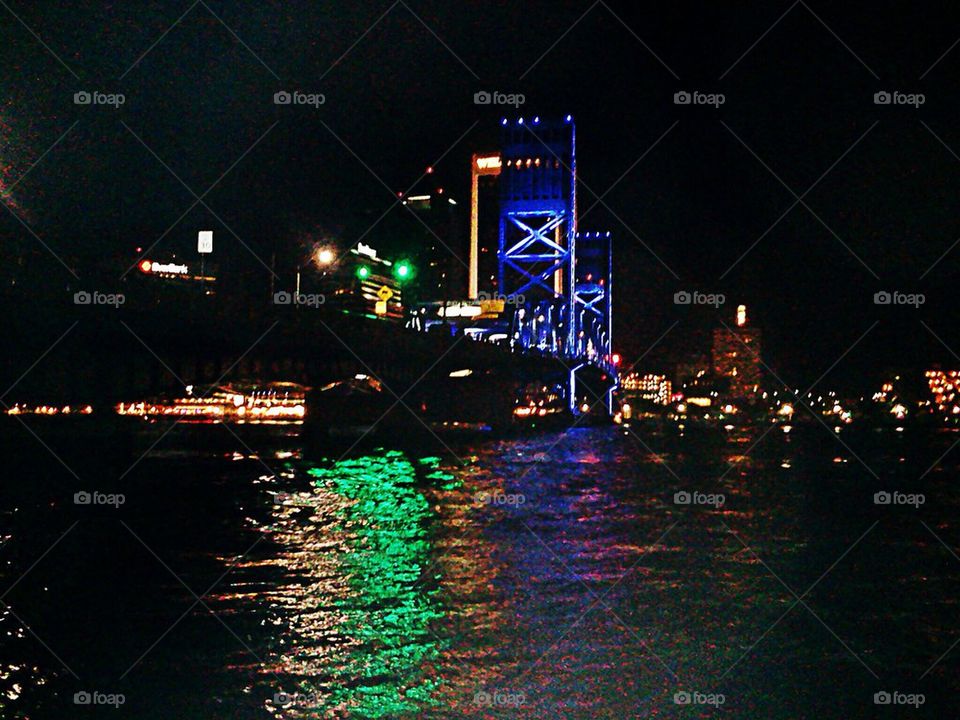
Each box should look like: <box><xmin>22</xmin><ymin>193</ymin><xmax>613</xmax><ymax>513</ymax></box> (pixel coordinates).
<box><xmin>3</xmin><ymin>2</ymin><xmax>960</xmax><ymax>386</ymax></box>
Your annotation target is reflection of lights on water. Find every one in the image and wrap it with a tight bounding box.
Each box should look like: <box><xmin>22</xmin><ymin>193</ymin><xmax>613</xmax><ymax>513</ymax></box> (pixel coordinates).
<box><xmin>228</xmin><ymin>451</ymin><xmax>453</xmax><ymax>718</ymax></box>
<box><xmin>0</xmin><ymin>606</ymin><xmax>49</xmax><ymax>709</ymax></box>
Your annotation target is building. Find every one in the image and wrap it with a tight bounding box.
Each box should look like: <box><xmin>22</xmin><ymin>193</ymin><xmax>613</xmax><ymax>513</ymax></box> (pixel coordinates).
<box><xmin>469</xmin><ymin>153</ymin><xmax>502</xmax><ymax>298</ymax></box>
<box><xmin>400</xmin><ymin>185</ymin><xmax>465</xmax><ymax>302</ymax></box>
<box><xmin>621</xmin><ymin>372</ymin><xmax>672</xmax><ymax>405</ymax></box>
<box><xmin>712</xmin><ymin>304</ymin><xmax>763</xmax><ymax>402</ymax></box>
<box><xmin>316</xmin><ymin>243</ymin><xmax>404</xmax><ymax>320</ymax></box>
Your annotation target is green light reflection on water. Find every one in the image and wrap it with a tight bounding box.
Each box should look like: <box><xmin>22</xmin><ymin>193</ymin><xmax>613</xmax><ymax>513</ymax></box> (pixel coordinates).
<box><xmin>304</xmin><ymin>450</ymin><xmax>453</xmax><ymax>718</ymax></box>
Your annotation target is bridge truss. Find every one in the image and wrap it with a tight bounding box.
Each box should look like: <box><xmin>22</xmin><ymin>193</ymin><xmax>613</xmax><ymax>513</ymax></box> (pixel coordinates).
<box><xmin>497</xmin><ymin>116</ymin><xmax>615</xmax><ymax>414</ymax></box>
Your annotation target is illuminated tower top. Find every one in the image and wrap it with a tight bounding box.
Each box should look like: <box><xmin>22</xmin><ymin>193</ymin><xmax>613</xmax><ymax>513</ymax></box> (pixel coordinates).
<box><xmin>736</xmin><ymin>304</ymin><xmax>747</xmax><ymax>327</ymax></box>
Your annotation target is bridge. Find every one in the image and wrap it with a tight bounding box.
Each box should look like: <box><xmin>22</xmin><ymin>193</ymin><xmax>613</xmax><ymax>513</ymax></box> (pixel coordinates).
<box><xmin>1</xmin><ymin>116</ymin><xmax>616</xmax><ymax>428</ymax></box>
<box><xmin>450</xmin><ymin>115</ymin><xmax>617</xmax><ymax>415</ymax></box>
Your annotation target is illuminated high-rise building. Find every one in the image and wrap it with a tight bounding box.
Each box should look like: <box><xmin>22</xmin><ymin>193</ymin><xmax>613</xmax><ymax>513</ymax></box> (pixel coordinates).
<box><xmin>469</xmin><ymin>153</ymin><xmax>502</xmax><ymax>298</ymax></box>
<box><xmin>400</xmin><ymin>187</ymin><xmax>464</xmax><ymax>301</ymax></box>
<box><xmin>712</xmin><ymin>304</ymin><xmax>763</xmax><ymax>401</ymax></box>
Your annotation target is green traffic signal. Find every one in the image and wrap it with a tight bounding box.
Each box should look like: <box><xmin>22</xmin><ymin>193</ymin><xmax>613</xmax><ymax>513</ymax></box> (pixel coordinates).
<box><xmin>393</xmin><ymin>260</ymin><xmax>413</xmax><ymax>282</ymax></box>
<box><xmin>356</xmin><ymin>265</ymin><xmax>370</xmax><ymax>280</ymax></box>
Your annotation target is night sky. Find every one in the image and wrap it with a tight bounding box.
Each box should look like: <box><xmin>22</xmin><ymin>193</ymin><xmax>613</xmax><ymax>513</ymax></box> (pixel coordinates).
<box><xmin>3</xmin><ymin>1</ymin><xmax>960</xmax><ymax>389</ymax></box>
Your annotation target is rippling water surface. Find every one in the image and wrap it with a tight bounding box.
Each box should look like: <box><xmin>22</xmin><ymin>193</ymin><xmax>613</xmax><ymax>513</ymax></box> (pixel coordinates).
<box><xmin>1</xmin><ymin>422</ymin><xmax>960</xmax><ymax>718</ymax></box>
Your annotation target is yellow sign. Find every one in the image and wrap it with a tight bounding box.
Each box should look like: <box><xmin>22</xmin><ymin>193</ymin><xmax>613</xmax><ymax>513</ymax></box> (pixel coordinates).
<box><xmin>374</xmin><ymin>300</ymin><xmax>388</xmax><ymax>315</ymax></box>
<box><xmin>377</xmin><ymin>285</ymin><xmax>394</xmax><ymax>302</ymax></box>
<box><xmin>474</xmin><ymin>154</ymin><xmax>502</xmax><ymax>174</ymax></box>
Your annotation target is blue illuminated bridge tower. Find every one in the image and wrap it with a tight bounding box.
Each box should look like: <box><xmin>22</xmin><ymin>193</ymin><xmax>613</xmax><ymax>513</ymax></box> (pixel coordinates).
<box><xmin>497</xmin><ymin>115</ymin><xmax>616</xmax><ymax>414</ymax></box>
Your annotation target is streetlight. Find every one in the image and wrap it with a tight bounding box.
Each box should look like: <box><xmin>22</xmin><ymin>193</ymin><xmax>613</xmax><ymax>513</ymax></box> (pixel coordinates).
<box><xmin>316</xmin><ymin>248</ymin><xmax>334</xmax><ymax>265</ymax></box>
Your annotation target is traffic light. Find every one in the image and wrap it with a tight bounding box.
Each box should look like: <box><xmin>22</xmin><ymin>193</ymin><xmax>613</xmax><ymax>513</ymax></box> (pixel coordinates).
<box><xmin>393</xmin><ymin>260</ymin><xmax>414</xmax><ymax>282</ymax></box>
<box><xmin>356</xmin><ymin>265</ymin><xmax>370</xmax><ymax>280</ymax></box>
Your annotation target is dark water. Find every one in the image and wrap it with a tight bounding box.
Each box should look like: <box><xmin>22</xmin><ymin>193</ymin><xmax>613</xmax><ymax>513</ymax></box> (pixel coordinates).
<box><xmin>1</xmin><ymin>420</ymin><xmax>959</xmax><ymax>718</ymax></box>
